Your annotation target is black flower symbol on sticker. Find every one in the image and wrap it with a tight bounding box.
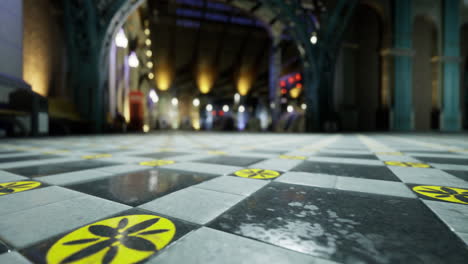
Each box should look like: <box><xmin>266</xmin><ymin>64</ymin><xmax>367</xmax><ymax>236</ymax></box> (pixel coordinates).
<box><xmin>413</xmin><ymin>186</ymin><xmax>468</xmax><ymax>204</ymax></box>
<box><xmin>0</xmin><ymin>181</ymin><xmax>41</xmax><ymax>196</ymax></box>
<box><xmin>47</xmin><ymin>215</ymin><xmax>176</xmax><ymax>264</ymax></box>
<box><xmin>234</xmin><ymin>169</ymin><xmax>280</xmax><ymax>179</ymax></box>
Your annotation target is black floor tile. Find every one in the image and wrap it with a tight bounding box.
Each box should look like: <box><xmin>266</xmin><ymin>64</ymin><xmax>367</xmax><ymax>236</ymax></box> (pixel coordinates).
<box><xmin>138</xmin><ymin>152</ymin><xmax>190</xmax><ymax>159</ymax></box>
<box><xmin>0</xmin><ymin>150</ymin><xmax>22</xmax><ymax>155</ymax></box>
<box><xmin>65</xmin><ymin>169</ymin><xmax>217</xmax><ymax>206</ymax></box>
<box><xmin>0</xmin><ymin>155</ymin><xmax>60</xmax><ymax>164</ymax></box>
<box><xmin>195</xmin><ymin>156</ymin><xmax>265</xmax><ymax>167</ymax></box>
<box><xmin>5</xmin><ymin>160</ymin><xmax>120</xmax><ymax>178</ymax></box>
<box><xmin>445</xmin><ymin>170</ymin><xmax>468</xmax><ymax>181</ymax></box>
<box><xmin>407</xmin><ymin>184</ymin><xmax>468</xmax><ymax>205</ymax></box>
<box><xmin>21</xmin><ymin>208</ymin><xmax>198</xmax><ymax>264</ymax></box>
<box><xmin>403</xmin><ymin>150</ymin><xmax>454</xmax><ymax>155</ymax></box>
<box><xmin>316</xmin><ymin>153</ymin><xmax>379</xmax><ymax>160</ymax></box>
<box><xmin>248</xmin><ymin>149</ymin><xmax>285</xmax><ymax>154</ymax></box>
<box><xmin>414</xmin><ymin>156</ymin><xmax>468</xmax><ymax>165</ymax></box>
<box><xmin>292</xmin><ymin>161</ymin><xmax>400</xmax><ymax>181</ymax></box>
<box><xmin>209</xmin><ymin>182</ymin><xmax>468</xmax><ymax>263</ymax></box>
<box><xmin>0</xmin><ymin>240</ymin><xmax>9</xmax><ymax>254</ymax></box>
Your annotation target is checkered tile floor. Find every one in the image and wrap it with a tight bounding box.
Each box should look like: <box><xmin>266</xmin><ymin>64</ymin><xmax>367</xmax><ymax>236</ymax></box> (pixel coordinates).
<box><xmin>0</xmin><ymin>133</ymin><xmax>467</xmax><ymax>263</ymax></box>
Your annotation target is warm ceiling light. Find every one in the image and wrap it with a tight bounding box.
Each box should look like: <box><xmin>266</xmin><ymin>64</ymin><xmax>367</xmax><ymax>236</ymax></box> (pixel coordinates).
<box><xmin>148</xmin><ymin>73</ymin><xmax>154</xmax><ymax>79</ymax></box>
<box><xmin>193</xmin><ymin>98</ymin><xmax>200</xmax><ymax>107</ymax></box>
<box><xmin>146</xmin><ymin>50</ymin><xmax>152</xmax><ymax>57</ymax></box>
<box><xmin>128</xmin><ymin>52</ymin><xmax>139</xmax><ymax>68</ymax></box>
<box><xmin>115</xmin><ymin>29</ymin><xmax>128</xmax><ymax>48</ymax></box>
<box><xmin>145</xmin><ymin>39</ymin><xmax>151</xmax><ymax>46</ymax></box>
<box><xmin>147</xmin><ymin>61</ymin><xmax>153</xmax><ymax>68</ymax></box>
<box><xmin>144</xmin><ymin>28</ymin><xmax>150</xmax><ymax>36</ymax></box>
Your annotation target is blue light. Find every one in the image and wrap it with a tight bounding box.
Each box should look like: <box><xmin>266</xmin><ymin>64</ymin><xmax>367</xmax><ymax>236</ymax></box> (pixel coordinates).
<box><xmin>176</xmin><ymin>8</ymin><xmax>203</xmax><ymax>18</ymax></box>
<box><xmin>205</xmin><ymin>13</ymin><xmax>229</xmax><ymax>22</ymax></box>
<box><xmin>176</xmin><ymin>19</ymin><xmax>200</xmax><ymax>28</ymax></box>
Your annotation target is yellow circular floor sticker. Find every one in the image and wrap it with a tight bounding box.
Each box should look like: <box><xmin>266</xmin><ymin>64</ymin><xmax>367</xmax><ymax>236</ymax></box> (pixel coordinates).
<box><xmin>139</xmin><ymin>160</ymin><xmax>175</xmax><ymax>167</ymax></box>
<box><xmin>0</xmin><ymin>181</ymin><xmax>41</xmax><ymax>196</ymax></box>
<box><xmin>47</xmin><ymin>214</ymin><xmax>176</xmax><ymax>264</ymax></box>
<box><xmin>413</xmin><ymin>186</ymin><xmax>468</xmax><ymax>205</ymax></box>
<box><xmin>234</xmin><ymin>169</ymin><xmax>281</xmax><ymax>179</ymax></box>
<box><xmin>279</xmin><ymin>155</ymin><xmax>306</xmax><ymax>160</ymax></box>
<box><xmin>384</xmin><ymin>161</ymin><xmax>430</xmax><ymax>168</ymax></box>
<box><xmin>82</xmin><ymin>154</ymin><xmax>112</xmax><ymax>160</ymax></box>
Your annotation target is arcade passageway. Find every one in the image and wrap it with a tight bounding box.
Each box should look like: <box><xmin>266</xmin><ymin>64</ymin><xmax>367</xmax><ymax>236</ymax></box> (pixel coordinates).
<box><xmin>0</xmin><ymin>133</ymin><xmax>467</xmax><ymax>263</ymax></box>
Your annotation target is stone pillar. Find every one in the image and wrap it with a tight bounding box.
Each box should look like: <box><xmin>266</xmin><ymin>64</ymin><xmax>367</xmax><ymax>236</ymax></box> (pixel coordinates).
<box><xmin>441</xmin><ymin>0</ymin><xmax>462</xmax><ymax>131</ymax></box>
<box><xmin>269</xmin><ymin>35</ymin><xmax>281</xmax><ymax>128</ymax></box>
<box><xmin>392</xmin><ymin>0</ymin><xmax>414</xmax><ymax>131</ymax></box>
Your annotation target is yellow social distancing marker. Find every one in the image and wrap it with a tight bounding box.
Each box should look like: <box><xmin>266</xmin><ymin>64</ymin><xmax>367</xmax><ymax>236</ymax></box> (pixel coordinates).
<box><xmin>279</xmin><ymin>155</ymin><xmax>306</xmax><ymax>160</ymax></box>
<box><xmin>46</xmin><ymin>215</ymin><xmax>176</xmax><ymax>264</ymax></box>
<box><xmin>413</xmin><ymin>186</ymin><xmax>468</xmax><ymax>205</ymax></box>
<box><xmin>234</xmin><ymin>169</ymin><xmax>280</xmax><ymax>179</ymax></box>
<box><xmin>81</xmin><ymin>154</ymin><xmax>112</xmax><ymax>160</ymax></box>
<box><xmin>384</xmin><ymin>161</ymin><xmax>430</xmax><ymax>168</ymax></box>
<box><xmin>0</xmin><ymin>181</ymin><xmax>42</xmax><ymax>196</ymax></box>
<box><xmin>375</xmin><ymin>152</ymin><xmax>403</xmax><ymax>156</ymax></box>
<box><xmin>139</xmin><ymin>160</ymin><xmax>175</xmax><ymax>167</ymax></box>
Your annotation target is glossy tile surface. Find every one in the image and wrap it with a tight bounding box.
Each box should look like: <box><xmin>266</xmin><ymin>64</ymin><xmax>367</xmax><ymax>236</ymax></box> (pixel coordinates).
<box><xmin>138</xmin><ymin>151</ymin><xmax>190</xmax><ymax>159</ymax></box>
<box><xmin>66</xmin><ymin>169</ymin><xmax>217</xmax><ymax>206</ymax></box>
<box><xmin>446</xmin><ymin>170</ymin><xmax>468</xmax><ymax>181</ymax></box>
<box><xmin>210</xmin><ymin>182</ymin><xmax>468</xmax><ymax>263</ymax></box>
<box><xmin>0</xmin><ymin>133</ymin><xmax>467</xmax><ymax>263</ymax></box>
<box><xmin>195</xmin><ymin>155</ymin><xmax>265</xmax><ymax>167</ymax></box>
<box><xmin>292</xmin><ymin>161</ymin><xmax>400</xmax><ymax>181</ymax></box>
<box><xmin>415</xmin><ymin>156</ymin><xmax>468</xmax><ymax>165</ymax></box>
<box><xmin>315</xmin><ymin>152</ymin><xmax>379</xmax><ymax>160</ymax></box>
<box><xmin>5</xmin><ymin>160</ymin><xmax>119</xmax><ymax>177</ymax></box>
<box><xmin>0</xmin><ymin>240</ymin><xmax>9</xmax><ymax>254</ymax></box>
<box><xmin>0</xmin><ymin>155</ymin><xmax>59</xmax><ymax>163</ymax></box>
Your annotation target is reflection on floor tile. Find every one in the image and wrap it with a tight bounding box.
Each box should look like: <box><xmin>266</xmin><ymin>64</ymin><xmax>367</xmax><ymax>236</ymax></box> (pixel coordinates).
<box><xmin>5</xmin><ymin>160</ymin><xmax>120</xmax><ymax>178</ymax></box>
<box><xmin>21</xmin><ymin>208</ymin><xmax>198</xmax><ymax>264</ymax></box>
<box><xmin>195</xmin><ymin>156</ymin><xmax>265</xmax><ymax>167</ymax></box>
<box><xmin>0</xmin><ymin>155</ymin><xmax>59</xmax><ymax>164</ymax></box>
<box><xmin>292</xmin><ymin>161</ymin><xmax>400</xmax><ymax>181</ymax></box>
<box><xmin>66</xmin><ymin>169</ymin><xmax>217</xmax><ymax>206</ymax></box>
<box><xmin>210</xmin><ymin>182</ymin><xmax>468</xmax><ymax>263</ymax></box>
<box><xmin>415</xmin><ymin>156</ymin><xmax>468</xmax><ymax>165</ymax></box>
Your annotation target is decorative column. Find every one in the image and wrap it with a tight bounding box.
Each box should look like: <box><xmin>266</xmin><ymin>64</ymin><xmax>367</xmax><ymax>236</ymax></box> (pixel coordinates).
<box><xmin>441</xmin><ymin>0</ymin><xmax>462</xmax><ymax>131</ymax></box>
<box><xmin>269</xmin><ymin>34</ymin><xmax>282</xmax><ymax>128</ymax></box>
<box><xmin>392</xmin><ymin>0</ymin><xmax>414</xmax><ymax>130</ymax></box>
